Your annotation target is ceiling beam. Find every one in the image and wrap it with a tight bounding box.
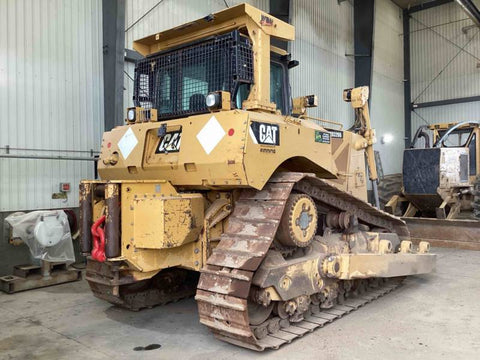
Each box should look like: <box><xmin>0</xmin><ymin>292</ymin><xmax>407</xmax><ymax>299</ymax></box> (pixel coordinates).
<box><xmin>408</xmin><ymin>0</ymin><xmax>453</xmax><ymax>13</ymax></box>
<box><xmin>455</xmin><ymin>0</ymin><xmax>480</xmax><ymax>27</ymax></box>
<box><xmin>412</xmin><ymin>95</ymin><xmax>480</xmax><ymax>108</ymax></box>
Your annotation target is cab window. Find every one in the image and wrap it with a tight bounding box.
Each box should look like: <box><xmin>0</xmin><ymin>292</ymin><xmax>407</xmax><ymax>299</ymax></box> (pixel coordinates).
<box><xmin>234</xmin><ymin>59</ymin><xmax>288</xmax><ymax>114</ymax></box>
<box><xmin>438</xmin><ymin>129</ymin><xmax>473</xmax><ymax>147</ymax></box>
<box><xmin>469</xmin><ymin>134</ymin><xmax>476</xmax><ymax>175</ymax></box>
<box><xmin>270</xmin><ymin>62</ymin><xmax>285</xmax><ymax>112</ymax></box>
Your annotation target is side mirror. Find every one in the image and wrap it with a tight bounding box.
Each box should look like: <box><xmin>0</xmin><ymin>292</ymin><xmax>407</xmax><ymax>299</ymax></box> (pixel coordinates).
<box><xmin>288</xmin><ymin>60</ymin><xmax>299</xmax><ymax>69</ymax></box>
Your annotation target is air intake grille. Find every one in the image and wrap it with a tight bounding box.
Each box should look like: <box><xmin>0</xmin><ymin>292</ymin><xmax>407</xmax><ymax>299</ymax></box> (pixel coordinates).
<box><xmin>134</xmin><ymin>30</ymin><xmax>253</xmax><ymax>120</ymax></box>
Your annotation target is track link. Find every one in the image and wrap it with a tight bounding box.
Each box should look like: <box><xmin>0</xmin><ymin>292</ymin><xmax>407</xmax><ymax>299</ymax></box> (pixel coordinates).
<box><xmin>215</xmin><ymin>279</ymin><xmax>402</xmax><ymax>350</ymax></box>
<box><xmin>196</xmin><ymin>172</ymin><xmax>410</xmax><ymax>350</ymax></box>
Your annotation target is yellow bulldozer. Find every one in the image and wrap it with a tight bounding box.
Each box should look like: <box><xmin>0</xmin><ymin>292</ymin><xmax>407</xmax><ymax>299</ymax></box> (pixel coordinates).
<box><xmin>384</xmin><ymin>121</ymin><xmax>480</xmax><ymax>250</ymax></box>
<box><xmin>80</xmin><ymin>4</ymin><xmax>435</xmax><ymax>351</ymax></box>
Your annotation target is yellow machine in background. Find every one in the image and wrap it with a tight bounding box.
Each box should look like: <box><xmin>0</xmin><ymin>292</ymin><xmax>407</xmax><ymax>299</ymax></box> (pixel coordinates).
<box><xmin>80</xmin><ymin>4</ymin><xmax>435</xmax><ymax>351</ymax></box>
<box><xmin>386</xmin><ymin>122</ymin><xmax>480</xmax><ymax>219</ymax></box>
<box><xmin>384</xmin><ymin>122</ymin><xmax>480</xmax><ymax>250</ymax></box>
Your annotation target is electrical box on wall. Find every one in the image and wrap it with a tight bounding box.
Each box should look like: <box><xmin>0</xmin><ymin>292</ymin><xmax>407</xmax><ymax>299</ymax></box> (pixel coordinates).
<box><xmin>60</xmin><ymin>183</ymin><xmax>71</xmax><ymax>192</ymax></box>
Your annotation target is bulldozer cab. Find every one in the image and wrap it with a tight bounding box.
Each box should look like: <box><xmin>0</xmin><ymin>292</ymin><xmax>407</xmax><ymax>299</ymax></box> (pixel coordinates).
<box><xmin>133</xmin><ymin>32</ymin><xmax>294</xmax><ymax>119</ymax></box>
<box><xmin>235</xmin><ymin>48</ymin><xmax>295</xmax><ymax>115</ymax></box>
<box><xmin>131</xmin><ymin>4</ymin><xmax>295</xmax><ymax>120</ymax></box>
<box><xmin>411</xmin><ymin>122</ymin><xmax>480</xmax><ymax>179</ymax></box>
<box><xmin>387</xmin><ymin>121</ymin><xmax>480</xmax><ymax>219</ymax></box>
<box><xmin>435</xmin><ymin>124</ymin><xmax>478</xmax><ymax>178</ymax></box>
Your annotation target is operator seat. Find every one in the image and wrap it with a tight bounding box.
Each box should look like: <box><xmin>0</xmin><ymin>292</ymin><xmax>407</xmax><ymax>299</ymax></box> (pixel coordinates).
<box><xmin>189</xmin><ymin>94</ymin><xmax>206</xmax><ymax>112</ymax></box>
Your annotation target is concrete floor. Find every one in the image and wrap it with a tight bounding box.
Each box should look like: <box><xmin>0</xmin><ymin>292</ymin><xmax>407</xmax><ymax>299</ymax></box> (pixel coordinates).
<box><xmin>0</xmin><ymin>247</ymin><xmax>479</xmax><ymax>360</ymax></box>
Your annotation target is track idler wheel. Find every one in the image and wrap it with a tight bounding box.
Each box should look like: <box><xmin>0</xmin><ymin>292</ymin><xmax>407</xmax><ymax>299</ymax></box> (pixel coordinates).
<box><xmin>277</xmin><ymin>194</ymin><xmax>318</xmax><ymax>248</ymax></box>
<box><xmin>248</xmin><ymin>302</ymin><xmax>274</xmax><ymax>326</ymax></box>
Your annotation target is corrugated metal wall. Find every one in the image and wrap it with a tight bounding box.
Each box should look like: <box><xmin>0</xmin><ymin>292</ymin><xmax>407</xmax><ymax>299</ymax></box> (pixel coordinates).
<box><xmin>0</xmin><ymin>0</ymin><xmax>407</xmax><ymax>211</ymax></box>
<box><xmin>290</xmin><ymin>0</ymin><xmax>404</xmax><ymax>174</ymax></box>
<box><xmin>371</xmin><ymin>0</ymin><xmax>404</xmax><ymax>175</ymax></box>
<box><xmin>0</xmin><ymin>0</ymin><xmax>104</xmax><ymax>212</ymax></box>
<box><xmin>289</xmin><ymin>0</ymin><xmax>354</xmax><ymax>127</ymax></box>
<box><xmin>410</xmin><ymin>2</ymin><xmax>480</xmax><ymax>131</ymax></box>
<box><xmin>124</xmin><ymin>0</ymin><xmax>268</xmax><ymax>112</ymax></box>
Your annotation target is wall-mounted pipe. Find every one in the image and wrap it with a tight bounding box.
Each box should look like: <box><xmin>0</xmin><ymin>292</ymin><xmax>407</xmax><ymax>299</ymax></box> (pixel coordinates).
<box><xmin>79</xmin><ymin>182</ymin><xmax>93</xmax><ymax>254</ymax></box>
<box><xmin>0</xmin><ymin>146</ymin><xmax>99</xmax><ymax>154</ymax></box>
<box><xmin>0</xmin><ymin>154</ymin><xmax>97</xmax><ymax>161</ymax></box>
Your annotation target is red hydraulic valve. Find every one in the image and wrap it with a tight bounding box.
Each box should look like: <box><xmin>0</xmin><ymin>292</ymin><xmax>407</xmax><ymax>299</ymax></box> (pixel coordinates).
<box><xmin>91</xmin><ymin>215</ymin><xmax>106</xmax><ymax>262</ymax></box>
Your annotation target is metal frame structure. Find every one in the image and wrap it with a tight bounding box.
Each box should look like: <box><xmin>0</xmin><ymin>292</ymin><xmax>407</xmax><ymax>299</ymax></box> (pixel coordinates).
<box><xmin>403</xmin><ymin>0</ymin><xmax>480</xmax><ymax>146</ymax></box>
<box><xmin>269</xmin><ymin>0</ymin><xmax>290</xmax><ymax>51</ymax></box>
<box><xmin>456</xmin><ymin>0</ymin><xmax>480</xmax><ymax>27</ymax></box>
<box><xmin>103</xmin><ymin>0</ymin><xmax>126</xmax><ymax>131</ymax></box>
<box><xmin>353</xmin><ymin>0</ymin><xmax>375</xmax><ymax>91</ymax></box>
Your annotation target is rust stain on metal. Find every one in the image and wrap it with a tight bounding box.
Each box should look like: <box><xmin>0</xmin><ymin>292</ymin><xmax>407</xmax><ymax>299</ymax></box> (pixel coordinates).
<box><xmin>79</xmin><ymin>182</ymin><xmax>93</xmax><ymax>254</ymax></box>
<box><xmin>105</xmin><ymin>183</ymin><xmax>121</xmax><ymax>258</ymax></box>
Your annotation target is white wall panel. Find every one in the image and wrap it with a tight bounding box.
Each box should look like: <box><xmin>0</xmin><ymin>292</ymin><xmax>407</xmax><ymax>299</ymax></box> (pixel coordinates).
<box><xmin>289</xmin><ymin>0</ymin><xmax>354</xmax><ymax>128</ymax></box>
<box><xmin>0</xmin><ymin>0</ymin><xmax>104</xmax><ymax>212</ymax></box>
<box><xmin>371</xmin><ymin>0</ymin><xmax>404</xmax><ymax>175</ymax></box>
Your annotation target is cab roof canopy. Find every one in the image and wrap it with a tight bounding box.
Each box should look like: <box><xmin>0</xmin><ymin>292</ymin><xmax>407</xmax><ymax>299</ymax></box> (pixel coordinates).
<box><xmin>133</xmin><ymin>3</ymin><xmax>295</xmax><ymax>56</ymax></box>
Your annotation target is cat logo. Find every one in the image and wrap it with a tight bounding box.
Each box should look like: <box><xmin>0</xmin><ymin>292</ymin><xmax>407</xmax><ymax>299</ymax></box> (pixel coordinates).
<box><xmin>156</xmin><ymin>130</ymin><xmax>182</xmax><ymax>153</ymax></box>
<box><xmin>249</xmin><ymin>121</ymin><xmax>280</xmax><ymax>146</ymax></box>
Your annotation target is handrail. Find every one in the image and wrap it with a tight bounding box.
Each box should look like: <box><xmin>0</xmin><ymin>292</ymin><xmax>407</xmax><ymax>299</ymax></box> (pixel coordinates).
<box><xmin>299</xmin><ymin>115</ymin><xmax>343</xmax><ymax>130</ymax></box>
<box><xmin>434</xmin><ymin>121</ymin><xmax>480</xmax><ymax>148</ymax></box>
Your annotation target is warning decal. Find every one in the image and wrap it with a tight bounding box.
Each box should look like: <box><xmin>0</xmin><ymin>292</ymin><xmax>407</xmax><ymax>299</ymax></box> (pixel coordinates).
<box><xmin>315</xmin><ymin>131</ymin><xmax>331</xmax><ymax>144</ymax></box>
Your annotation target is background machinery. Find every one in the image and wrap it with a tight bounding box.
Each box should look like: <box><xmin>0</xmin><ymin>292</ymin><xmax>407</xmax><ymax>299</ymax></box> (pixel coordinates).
<box><xmin>1</xmin><ymin>210</ymin><xmax>81</xmax><ymax>293</ymax></box>
<box><xmin>385</xmin><ymin>122</ymin><xmax>480</xmax><ymax>250</ymax></box>
<box><xmin>80</xmin><ymin>4</ymin><xmax>435</xmax><ymax>350</ymax></box>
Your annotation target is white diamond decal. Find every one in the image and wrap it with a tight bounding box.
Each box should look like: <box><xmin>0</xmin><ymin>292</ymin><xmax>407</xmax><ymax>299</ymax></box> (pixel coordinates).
<box><xmin>118</xmin><ymin>127</ymin><xmax>138</xmax><ymax>160</ymax></box>
<box><xmin>196</xmin><ymin>116</ymin><xmax>226</xmax><ymax>155</ymax></box>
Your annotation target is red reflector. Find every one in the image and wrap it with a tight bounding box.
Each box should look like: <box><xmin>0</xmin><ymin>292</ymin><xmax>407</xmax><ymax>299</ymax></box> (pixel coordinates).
<box><xmin>107</xmin><ymin>142</ymin><xmax>112</xmax><ymax>148</ymax></box>
<box><xmin>228</xmin><ymin>128</ymin><xmax>235</xmax><ymax>136</ymax></box>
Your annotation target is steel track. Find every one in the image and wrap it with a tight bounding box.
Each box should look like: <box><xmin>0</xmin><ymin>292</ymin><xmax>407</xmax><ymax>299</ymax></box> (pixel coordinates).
<box><xmin>196</xmin><ymin>172</ymin><xmax>410</xmax><ymax>351</ymax></box>
<box><xmin>216</xmin><ymin>279</ymin><xmax>402</xmax><ymax>350</ymax></box>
